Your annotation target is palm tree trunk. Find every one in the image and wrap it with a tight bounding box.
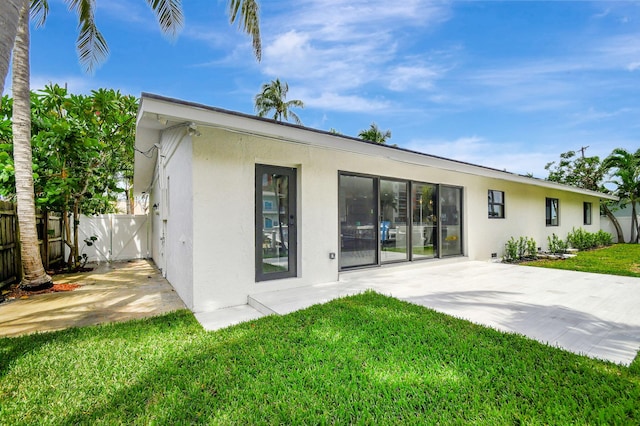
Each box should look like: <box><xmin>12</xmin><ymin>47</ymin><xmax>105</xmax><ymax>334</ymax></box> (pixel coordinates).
<box><xmin>12</xmin><ymin>3</ymin><xmax>52</xmax><ymax>289</ymax></box>
<box><xmin>602</xmin><ymin>204</ymin><xmax>625</xmax><ymax>243</ymax></box>
<box><xmin>0</xmin><ymin>0</ymin><xmax>26</xmax><ymax>96</ymax></box>
<box><xmin>631</xmin><ymin>202</ymin><xmax>639</xmax><ymax>243</ymax></box>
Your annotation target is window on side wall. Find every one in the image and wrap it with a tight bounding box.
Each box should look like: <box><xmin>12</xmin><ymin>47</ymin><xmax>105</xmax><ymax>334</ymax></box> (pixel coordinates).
<box><xmin>488</xmin><ymin>190</ymin><xmax>505</xmax><ymax>218</ymax></box>
<box><xmin>546</xmin><ymin>198</ymin><xmax>559</xmax><ymax>226</ymax></box>
<box><xmin>583</xmin><ymin>202</ymin><xmax>592</xmax><ymax>225</ymax></box>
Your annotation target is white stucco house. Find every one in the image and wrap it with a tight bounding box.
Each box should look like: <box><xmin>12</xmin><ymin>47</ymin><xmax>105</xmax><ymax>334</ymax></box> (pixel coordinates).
<box><xmin>134</xmin><ymin>93</ymin><xmax>617</xmax><ymax>313</ymax></box>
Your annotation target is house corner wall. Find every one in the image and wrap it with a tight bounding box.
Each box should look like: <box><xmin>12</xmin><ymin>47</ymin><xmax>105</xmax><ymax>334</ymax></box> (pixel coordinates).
<box><xmin>150</xmin><ymin>128</ymin><xmax>194</xmax><ymax>309</ymax></box>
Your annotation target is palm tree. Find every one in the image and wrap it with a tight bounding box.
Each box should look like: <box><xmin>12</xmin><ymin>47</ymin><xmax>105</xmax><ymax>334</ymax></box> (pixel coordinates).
<box><xmin>0</xmin><ymin>0</ymin><xmax>26</xmax><ymax>96</ymax></box>
<box><xmin>359</xmin><ymin>123</ymin><xmax>391</xmax><ymax>144</ymax></box>
<box><xmin>603</xmin><ymin>148</ymin><xmax>640</xmax><ymax>243</ymax></box>
<box><xmin>12</xmin><ymin>2</ymin><xmax>51</xmax><ymax>289</ymax></box>
<box><xmin>10</xmin><ymin>0</ymin><xmax>261</xmax><ymax>288</ymax></box>
<box><xmin>254</xmin><ymin>79</ymin><xmax>304</xmax><ymax>124</ymax></box>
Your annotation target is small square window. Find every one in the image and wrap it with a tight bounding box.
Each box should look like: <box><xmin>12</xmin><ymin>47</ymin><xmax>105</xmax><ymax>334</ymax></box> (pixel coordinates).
<box><xmin>583</xmin><ymin>202</ymin><xmax>592</xmax><ymax>225</ymax></box>
<box><xmin>546</xmin><ymin>198</ymin><xmax>559</xmax><ymax>226</ymax></box>
<box><xmin>488</xmin><ymin>190</ymin><xmax>505</xmax><ymax>218</ymax></box>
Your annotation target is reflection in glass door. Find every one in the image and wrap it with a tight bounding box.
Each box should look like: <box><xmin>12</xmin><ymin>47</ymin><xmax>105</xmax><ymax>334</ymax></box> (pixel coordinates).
<box><xmin>411</xmin><ymin>183</ymin><xmax>437</xmax><ymax>259</ymax></box>
<box><xmin>380</xmin><ymin>179</ymin><xmax>408</xmax><ymax>263</ymax></box>
<box><xmin>440</xmin><ymin>186</ymin><xmax>463</xmax><ymax>256</ymax></box>
<box><xmin>255</xmin><ymin>165</ymin><xmax>297</xmax><ymax>281</ymax></box>
<box><xmin>339</xmin><ymin>175</ymin><xmax>378</xmax><ymax>268</ymax></box>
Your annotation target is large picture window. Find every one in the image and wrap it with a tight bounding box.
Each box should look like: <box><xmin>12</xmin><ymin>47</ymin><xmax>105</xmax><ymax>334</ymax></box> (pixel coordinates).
<box><xmin>546</xmin><ymin>198</ymin><xmax>559</xmax><ymax>226</ymax></box>
<box><xmin>488</xmin><ymin>190</ymin><xmax>505</xmax><ymax>218</ymax></box>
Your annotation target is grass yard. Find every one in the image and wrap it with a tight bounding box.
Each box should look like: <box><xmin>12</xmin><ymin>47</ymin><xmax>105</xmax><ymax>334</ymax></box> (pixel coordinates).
<box><xmin>1</xmin><ymin>292</ymin><xmax>638</xmax><ymax>424</ymax></box>
<box><xmin>524</xmin><ymin>243</ymin><xmax>640</xmax><ymax>278</ymax></box>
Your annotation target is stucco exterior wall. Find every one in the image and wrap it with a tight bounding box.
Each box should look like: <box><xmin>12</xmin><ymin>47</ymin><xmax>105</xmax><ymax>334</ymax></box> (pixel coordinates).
<box><xmin>464</xmin><ymin>178</ymin><xmax>602</xmax><ymax>258</ymax></box>
<box><xmin>153</xmin><ymin>128</ymin><xmax>194</xmax><ymax>309</ymax></box>
<box><xmin>185</xmin><ymin>126</ymin><xmax>604</xmax><ymax>311</ymax></box>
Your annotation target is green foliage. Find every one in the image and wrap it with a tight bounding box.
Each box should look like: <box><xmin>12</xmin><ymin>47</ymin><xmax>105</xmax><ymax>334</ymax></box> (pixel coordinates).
<box><xmin>567</xmin><ymin>227</ymin><xmax>596</xmax><ymax>251</ymax></box>
<box><xmin>595</xmin><ymin>229</ymin><xmax>614</xmax><ymax>246</ymax></box>
<box><xmin>573</xmin><ymin>228</ymin><xmax>613</xmax><ymax>250</ymax></box>
<box><xmin>503</xmin><ymin>236</ymin><xmax>537</xmax><ymax>262</ymax></box>
<box><xmin>358</xmin><ymin>122</ymin><xmax>392</xmax><ymax>144</ymax></box>
<box><xmin>254</xmin><ymin>78</ymin><xmax>304</xmax><ymax>124</ymax></box>
<box><xmin>545</xmin><ymin>150</ymin><xmax>605</xmax><ymax>191</ymax></box>
<box><xmin>0</xmin><ymin>84</ymin><xmax>137</xmax><ymax>214</ymax></box>
<box><xmin>567</xmin><ymin>227</ymin><xmax>613</xmax><ymax>251</ymax></box>
<box><xmin>1</xmin><ymin>294</ymin><xmax>638</xmax><ymax>424</ymax></box>
<box><xmin>547</xmin><ymin>233</ymin><xmax>568</xmax><ymax>254</ymax></box>
<box><xmin>603</xmin><ymin>148</ymin><xmax>640</xmax><ymax>243</ymax></box>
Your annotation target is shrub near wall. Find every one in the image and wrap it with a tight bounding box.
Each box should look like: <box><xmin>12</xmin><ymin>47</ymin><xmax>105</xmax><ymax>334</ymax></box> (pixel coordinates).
<box><xmin>567</xmin><ymin>228</ymin><xmax>613</xmax><ymax>251</ymax></box>
<box><xmin>503</xmin><ymin>236</ymin><xmax>537</xmax><ymax>262</ymax></box>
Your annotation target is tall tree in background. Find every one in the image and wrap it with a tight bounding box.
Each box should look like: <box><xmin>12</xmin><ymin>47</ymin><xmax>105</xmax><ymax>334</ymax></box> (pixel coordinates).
<box><xmin>545</xmin><ymin>150</ymin><xmax>624</xmax><ymax>243</ymax></box>
<box><xmin>9</xmin><ymin>0</ymin><xmax>261</xmax><ymax>287</ymax></box>
<box><xmin>255</xmin><ymin>79</ymin><xmax>304</xmax><ymax>124</ymax></box>
<box><xmin>603</xmin><ymin>148</ymin><xmax>640</xmax><ymax>243</ymax></box>
<box><xmin>0</xmin><ymin>86</ymin><xmax>139</xmax><ymax>268</ymax></box>
<box><xmin>359</xmin><ymin>123</ymin><xmax>391</xmax><ymax>144</ymax></box>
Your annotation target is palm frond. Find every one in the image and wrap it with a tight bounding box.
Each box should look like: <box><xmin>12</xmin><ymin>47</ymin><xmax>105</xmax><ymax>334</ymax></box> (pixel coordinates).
<box><xmin>30</xmin><ymin>0</ymin><xmax>49</xmax><ymax>28</ymax></box>
<box><xmin>228</xmin><ymin>0</ymin><xmax>261</xmax><ymax>61</ymax></box>
<box><xmin>66</xmin><ymin>0</ymin><xmax>109</xmax><ymax>73</ymax></box>
<box><xmin>145</xmin><ymin>0</ymin><xmax>184</xmax><ymax>38</ymax></box>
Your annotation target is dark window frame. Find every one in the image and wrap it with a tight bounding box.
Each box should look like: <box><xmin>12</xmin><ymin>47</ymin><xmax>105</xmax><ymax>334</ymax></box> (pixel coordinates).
<box><xmin>488</xmin><ymin>189</ymin><xmax>505</xmax><ymax>219</ymax></box>
<box><xmin>583</xmin><ymin>202</ymin><xmax>592</xmax><ymax>225</ymax></box>
<box><xmin>546</xmin><ymin>197</ymin><xmax>559</xmax><ymax>226</ymax></box>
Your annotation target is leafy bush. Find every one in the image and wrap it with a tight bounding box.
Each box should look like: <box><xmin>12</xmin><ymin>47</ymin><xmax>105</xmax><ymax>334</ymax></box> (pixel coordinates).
<box><xmin>547</xmin><ymin>233</ymin><xmax>568</xmax><ymax>254</ymax></box>
<box><xmin>567</xmin><ymin>227</ymin><xmax>595</xmax><ymax>251</ymax></box>
<box><xmin>503</xmin><ymin>236</ymin><xmax>537</xmax><ymax>262</ymax></box>
<box><xmin>567</xmin><ymin>227</ymin><xmax>613</xmax><ymax>251</ymax></box>
<box><xmin>594</xmin><ymin>230</ymin><xmax>613</xmax><ymax>247</ymax></box>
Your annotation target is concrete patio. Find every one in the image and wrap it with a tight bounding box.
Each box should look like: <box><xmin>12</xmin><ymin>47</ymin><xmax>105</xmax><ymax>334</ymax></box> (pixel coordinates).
<box><xmin>1</xmin><ymin>258</ymin><xmax>638</xmax><ymax>366</ymax></box>
<box><xmin>196</xmin><ymin>259</ymin><xmax>640</xmax><ymax>366</ymax></box>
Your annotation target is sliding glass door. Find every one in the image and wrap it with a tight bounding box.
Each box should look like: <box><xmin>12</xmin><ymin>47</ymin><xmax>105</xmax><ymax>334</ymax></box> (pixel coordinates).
<box><xmin>339</xmin><ymin>175</ymin><xmax>378</xmax><ymax>268</ymax></box>
<box><xmin>411</xmin><ymin>182</ymin><xmax>437</xmax><ymax>259</ymax></box>
<box><xmin>440</xmin><ymin>185</ymin><xmax>463</xmax><ymax>256</ymax></box>
<box><xmin>339</xmin><ymin>174</ymin><xmax>463</xmax><ymax>269</ymax></box>
<box><xmin>380</xmin><ymin>179</ymin><xmax>409</xmax><ymax>263</ymax></box>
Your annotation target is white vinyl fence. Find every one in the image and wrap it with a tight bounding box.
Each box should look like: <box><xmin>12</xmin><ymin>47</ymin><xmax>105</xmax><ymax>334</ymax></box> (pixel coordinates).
<box><xmin>601</xmin><ymin>214</ymin><xmax>640</xmax><ymax>243</ymax></box>
<box><xmin>65</xmin><ymin>214</ymin><xmax>149</xmax><ymax>263</ymax></box>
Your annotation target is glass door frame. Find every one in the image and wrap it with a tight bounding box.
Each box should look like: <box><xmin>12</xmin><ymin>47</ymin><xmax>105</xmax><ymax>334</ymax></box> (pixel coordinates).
<box><xmin>255</xmin><ymin>164</ymin><xmax>297</xmax><ymax>282</ymax></box>
<box><xmin>338</xmin><ymin>172</ymin><xmax>379</xmax><ymax>270</ymax></box>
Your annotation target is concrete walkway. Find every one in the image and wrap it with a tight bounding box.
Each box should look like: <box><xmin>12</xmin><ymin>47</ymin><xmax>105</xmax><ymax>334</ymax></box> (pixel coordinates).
<box><xmin>198</xmin><ymin>259</ymin><xmax>640</xmax><ymax>366</ymax></box>
<box><xmin>0</xmin><ymin>260</ymin><xmax>186</xmax><ymax>337</ymax></box>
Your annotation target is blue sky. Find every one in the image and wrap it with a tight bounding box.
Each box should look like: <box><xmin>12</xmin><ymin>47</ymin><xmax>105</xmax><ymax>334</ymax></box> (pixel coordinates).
<box><xmin>12</xmin><ymin>0</ymin><xmax>640</xmax><ymax>177</ymax></box>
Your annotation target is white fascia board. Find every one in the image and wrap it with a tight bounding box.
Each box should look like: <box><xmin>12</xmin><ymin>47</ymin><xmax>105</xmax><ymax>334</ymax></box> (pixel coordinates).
<box><xmin>135</xmin><ymin>93</ymin><xmax>618</xmax><ymax>201</ymax></box>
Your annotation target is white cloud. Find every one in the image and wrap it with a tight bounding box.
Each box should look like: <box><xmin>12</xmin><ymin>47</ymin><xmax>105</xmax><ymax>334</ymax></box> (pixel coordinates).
<box><xmin>257</xmin><ymin>1</ymin><xmax>452</xmax><ymax>110</ymax></box>
<box><xmin>387</xmin><ymin>64</ymin><xmax>441</xmax><ymax>91</ymax></box>
<box><xmin>302</xmin><ymin>91</ymin><xmax>392</xmax><ymax>113</ymax></box>
<box><xmin>403</xmin><ymin>135</ymin><xmax>552</xmax><ymax>177</ymax></box>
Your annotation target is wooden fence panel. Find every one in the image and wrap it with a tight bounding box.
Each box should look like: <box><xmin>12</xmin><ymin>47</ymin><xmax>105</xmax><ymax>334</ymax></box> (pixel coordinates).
<box><xmin>0</xmin><ymin>201</ymin><xmax>64</xmax><ymax>289</ymax></box>
<box><xmin>0</xmin><ymin>201</ymin><xmax>18</xmax><ymax>288</ymax></box>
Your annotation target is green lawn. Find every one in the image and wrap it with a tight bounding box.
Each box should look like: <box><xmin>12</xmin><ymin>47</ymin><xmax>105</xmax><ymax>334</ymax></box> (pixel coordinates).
<box><xmin>1</xmin><ymin>292</ymin><xmax>638</xmax><ymax>424</ymax></box>
<box><xmin>524</xmin><ymin>243</ymin><xmax>640</xmax><ymax>278</ymax></box>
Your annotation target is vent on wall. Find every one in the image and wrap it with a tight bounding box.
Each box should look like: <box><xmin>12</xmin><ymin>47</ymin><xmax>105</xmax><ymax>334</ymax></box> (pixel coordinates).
<box><xmin>491</xmin><ymin>253</ymin><xmax>497</xmax><ymax>258</ymax></box>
